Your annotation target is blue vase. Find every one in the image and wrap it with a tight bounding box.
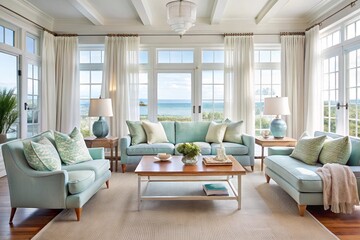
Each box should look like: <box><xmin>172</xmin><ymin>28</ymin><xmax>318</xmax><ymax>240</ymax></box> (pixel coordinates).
<box><xmin>92</xmin><ymin>116</ymin><xmax>109</xmax><ymax>138</ymax></box>
<box><xmin>270</xmin><ymin>118</ymin><xmax>287</xmax><ymax>139</ymax></box>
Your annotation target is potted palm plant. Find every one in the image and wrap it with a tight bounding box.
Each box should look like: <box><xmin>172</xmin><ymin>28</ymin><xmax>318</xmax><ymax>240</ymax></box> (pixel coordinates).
<box><xmin>0</xmin><ymin>88</ymin><xmax>18</xmax><ymax>143</ymax></box>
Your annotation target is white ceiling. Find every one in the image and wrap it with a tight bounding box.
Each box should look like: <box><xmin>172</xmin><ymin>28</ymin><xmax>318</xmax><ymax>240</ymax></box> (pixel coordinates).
<box><xmin>6</xmin><ymin>0</ymin><xmax>354</xmax><ymax>34</ymax></box>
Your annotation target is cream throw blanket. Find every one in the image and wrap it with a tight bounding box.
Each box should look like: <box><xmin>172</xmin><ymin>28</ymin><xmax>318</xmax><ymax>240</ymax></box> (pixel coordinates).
<box><xmin>316</xmin><ymin>163</ymin><xmax>359</xmax><ymax>213</ymax></box>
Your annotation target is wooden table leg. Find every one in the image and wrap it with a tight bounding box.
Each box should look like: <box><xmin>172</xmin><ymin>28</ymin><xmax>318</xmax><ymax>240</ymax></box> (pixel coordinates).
<box><xmin>261</xmin><ymin>146</ymin><xmax>265</xmax><ymax>171</ymax></box>
<box><xmin>115</xmin><ymin>145</ymin><xmax>119</xmax><ymax>172</ymax></box>
<box><xmin>110</xmin><ymin>146</ymin><xmax>114</xmax><ymax>172</ymax></box>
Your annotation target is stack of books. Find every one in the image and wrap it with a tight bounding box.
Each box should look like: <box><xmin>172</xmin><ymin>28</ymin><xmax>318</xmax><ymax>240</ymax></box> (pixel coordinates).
<box><xmin>203</xmin><ymin>156</ymin><xmax>232</xmax><ymax>166</ymax></box>
<box><xmin>203</xmin><ymin>183</ymin><xmax>229</xmax><ymax>196</ymax></box>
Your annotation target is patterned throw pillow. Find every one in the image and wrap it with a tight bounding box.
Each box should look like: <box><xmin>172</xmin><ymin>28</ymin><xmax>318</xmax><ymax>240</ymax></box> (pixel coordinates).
<box><xmin>223</xmin><ymin>120</ymin><xmax>243</xmax><ymax>144</ymax></box>
<box><xmin>319</xmin><ymin>136</ymin><xmax>351</xmax><ymax>165</ymax></box>
<box><xmin>142</xmin><ymin>121</ymin><xmax>169</xmax><ymax>144</ymax></box>
<box><xmin>290</xmin><ymin>133</ymin><xmax>327</xmax><ymax>165</ymax></box>
<box><xmin>23</xmin><ymin>137</ymin><xmax>61</xmax><ymax>171</ymax></box>
<box><xmin>205</xmin><ymin>122</ymin><xmax>227</xmax><ymax>143</ymax></box>
<box><xmin>54</xmin><ymin>127</ymin><xmax>93</xmax><ymax>165</ymax></box>
<box><xmin>126</xmin><ymin>120</ymin><xmax>147</xmax><ymax>145</ymax></box>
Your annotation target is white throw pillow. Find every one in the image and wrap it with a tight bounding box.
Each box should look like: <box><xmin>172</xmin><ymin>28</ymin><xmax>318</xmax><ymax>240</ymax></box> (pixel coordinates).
<box><xmin>205</xmin><ymin>122</ymin><xmax>227</xmax><ymax>143</ymax></box>
<box><xmin>142</xmin><ymin>121</ymin><xmax>169</xmax><ymax>144</ymax></box>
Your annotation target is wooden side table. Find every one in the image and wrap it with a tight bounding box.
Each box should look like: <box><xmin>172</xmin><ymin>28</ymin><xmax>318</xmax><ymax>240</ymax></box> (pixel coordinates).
<box><xmin>84</xmin><ymin>136</ymin><xmax>119</xmax><ymax>172</ymax></box>
<box><xmin>255</xmin><ymin>136</ymin><xmax>297</xmax><ymax>171</ymax></box>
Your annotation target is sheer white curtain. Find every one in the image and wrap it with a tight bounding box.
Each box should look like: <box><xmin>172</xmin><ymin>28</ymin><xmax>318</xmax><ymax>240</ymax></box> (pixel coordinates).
<box><xmin>41</xmin><ymin>31</ymin><xmax>56</xmax><ymax>131</ymax></box>
<box><xmin>224</xmin><ymin>35</ymin><xmax>254</xmax><ymax>135</ymax></box>
<box><xmin>304</xmin><ymin>26</ymin><xmax>322</xmax><ymax>134</ymax></box>
<box><xmin>55</xmin><ymin>36</ymin><xmax>79</xmax><ymax>133</ymax></box>
<box><xmin>102</xmin><ymin>36</ymin><xmax>139</xmax><ymax>138</ymax></box>
<box><xmin>281</xmin><ymin>35</ymin><xmax>305</xmax><ymax>139</ymax></box>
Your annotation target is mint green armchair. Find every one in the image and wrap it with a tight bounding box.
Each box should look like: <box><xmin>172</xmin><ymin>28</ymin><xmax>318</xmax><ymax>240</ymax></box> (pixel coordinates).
<box><xmin>1</xmin><ymin>132</ymin><xmax>111</xmax><ymax>223</ymax></box>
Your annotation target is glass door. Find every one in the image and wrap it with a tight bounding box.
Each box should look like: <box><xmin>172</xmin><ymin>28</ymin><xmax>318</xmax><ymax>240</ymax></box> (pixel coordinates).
<box><xmin>156</xmin><ymin>71</ymin><xmax>195</xmax><ymax>121</ymax></box>
<box><xmin>0</xmin><ymin>51</ymin><xmax>19</xmax><ymax>140</ymax></box>
<box><xmin>26</xmin><ymin>62</ymin><xmax>40</xmax><ymax>137</ymax></box>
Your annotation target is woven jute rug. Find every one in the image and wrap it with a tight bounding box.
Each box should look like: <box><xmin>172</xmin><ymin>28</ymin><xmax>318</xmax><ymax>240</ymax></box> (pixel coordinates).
<box><xmin>33</xmin><ymin>171</ymin><xmax>337</xmax><ymax>240</ymax></box>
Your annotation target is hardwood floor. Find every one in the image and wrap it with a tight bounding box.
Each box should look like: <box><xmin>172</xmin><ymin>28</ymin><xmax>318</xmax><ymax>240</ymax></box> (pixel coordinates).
<box><xmin>1</xmin><ymin>175</ymin><xmax>360</xmax><ymax>240</ymax></box>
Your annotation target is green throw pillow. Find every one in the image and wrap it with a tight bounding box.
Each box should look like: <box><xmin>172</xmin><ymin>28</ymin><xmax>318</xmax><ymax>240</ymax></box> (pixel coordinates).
<box><xmin>205</xmin><ymin>122</ymin><xmax>227</xmax><ymax>143</ymax></box>
<box><xmin>290</xmin><ymin>134</ymin><xmax>327</xmax><ymax>165</ymax></box>
<box><xmin>23</xmin><ymin>137</ymin><xmax>61</xmax><ymax>171</ymax></box>
<box><xmin>54</xmin><ymin>127</ymin><xmax>93</xmax><ymax>165</ymax></box>
<box><xmin>142</xmin><ymin>121</ymin><xmax>169</xmax><ymax>144</ymax></box>
<box><xmin>126</xmin><ymin>120</ymin><xmax>147</xmax><ymax>145</ymax></box>
<box><xmin>319</xmin><ymin>136</ymin><xmax>351</xmax><ymax>165</ymax></box>
<box><xmin>223</xmin><ymin>120</ymin><xmax>243</xmax><ymax>144</ymax></box>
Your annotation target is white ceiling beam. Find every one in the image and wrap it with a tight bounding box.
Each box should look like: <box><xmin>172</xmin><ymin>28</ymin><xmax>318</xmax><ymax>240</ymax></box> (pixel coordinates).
<box><xmin>68</xmin><ymin>0</ymin><xmax>105</xmax><ymax>25</ymax></box>
<box><xmin>131</xmin><ymin>0</ymin><xmax>152</xmax><ymax>26</ymax></box>
<box><xmin>210</xmin><ymin>0</ymin><xmax>228</xmax><ymax>25</ymax></box>
<box><xmin>255</xmin><ymin>0</ymin><xmax>290</xmax><ymax>24</ymax></box>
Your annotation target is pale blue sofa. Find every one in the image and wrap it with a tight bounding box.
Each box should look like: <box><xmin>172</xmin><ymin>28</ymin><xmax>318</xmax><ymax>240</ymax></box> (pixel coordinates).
<box><xmin>1</xmin><ymin>131</ymin><xmax>111</xmax><ymax>223</ymax></box>
<box><xmin>264</xmin><ymin>131</ymin><xmax>360</xmax><ymax>216</ymax></box>
<box><xmin>120</xmin><ymin>121</ymin><xmax>255</xmax><ymax>172</ymax></box>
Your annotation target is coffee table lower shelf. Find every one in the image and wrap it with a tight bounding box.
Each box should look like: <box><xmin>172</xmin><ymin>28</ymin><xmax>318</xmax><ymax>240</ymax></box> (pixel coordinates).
<box><xmin>137</xmin><ymin>176</ymin><xmax>242</xmax><ymax>211</ymax></box>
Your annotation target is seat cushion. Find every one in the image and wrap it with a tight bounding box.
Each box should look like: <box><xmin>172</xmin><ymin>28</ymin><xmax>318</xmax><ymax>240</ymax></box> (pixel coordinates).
<box><xmin>175</xmin><ymin>142</ymin><xmax>211</xmax><ymax>155</ymax></box>
<box><xmin>211</xmin><ymin>142</ymin><xmax>248</xmax><ymax>155</ymax></box>
<box><xmin>265</xmin><ymin>155</ymin><xmax>323</xmax><ymax>192</ymax></box>
<box><xmin>67</xmin><ymin>170</ymin><xmax>95</xmax><ymax>195</ymax></box>
<box><xmin>62</xmin><ymin>159</ymin><xmax>110</xmax><ymax>179</ymax></box>
<box><xmin>127</xmin><ymin>143</ymin><xmax>175</xmax><ymax>155</ymax></box>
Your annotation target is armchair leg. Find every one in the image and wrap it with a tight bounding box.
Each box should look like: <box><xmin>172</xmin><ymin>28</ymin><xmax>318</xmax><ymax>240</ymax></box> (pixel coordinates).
<box><xmin>121</xmin><ymin>164</ymin><xmax>126</xmax><ymax>173</ymax></box>
<box><xmin>265</xmin><ymin>174</ymin><xmax>270</xmax><ymax>183</ymax></box>
<box><xmin>75</xmin><ymin>208</ymin><xmax>82</xmax><ymax>221</ymax></box>
<box><xmin>9</xmin><ymin>207</ymin><xmax>17</xmax><ymax>224</ymax></box>
<box><xmin>106</xmin><ymin>180</ymin><xmax>109</xmax><ymax>189</ymax></box>
<box><xmin>298</xmin><ymin>205</ymin><xmax>306</xmax><ymax>216</ymax></box>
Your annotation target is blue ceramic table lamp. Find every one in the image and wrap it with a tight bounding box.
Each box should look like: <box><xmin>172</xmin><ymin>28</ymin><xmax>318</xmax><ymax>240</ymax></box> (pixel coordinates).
<box><xmin>263</xmin><ymin>97</ymin><xmax>291</xmax><ymax>139</ymax></box>
<box><xmin>88</xmin><ymin>98</ymin><xmax>113</xmax><ymax>138</ymax></box>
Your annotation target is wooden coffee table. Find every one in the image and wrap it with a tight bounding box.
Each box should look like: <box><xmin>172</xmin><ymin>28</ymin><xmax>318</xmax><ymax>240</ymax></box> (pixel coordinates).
<box><xmin>134</xmin><ymin>155</ymin><xmax>246</xmax><ymax>210</ymax></box>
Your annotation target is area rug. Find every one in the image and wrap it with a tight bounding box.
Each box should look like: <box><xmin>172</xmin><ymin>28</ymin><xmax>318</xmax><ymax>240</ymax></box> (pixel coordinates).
<box><xmin>33</xmin><ymin>172</ymin><xmax>337</xmax><ymax>240</ymax></box>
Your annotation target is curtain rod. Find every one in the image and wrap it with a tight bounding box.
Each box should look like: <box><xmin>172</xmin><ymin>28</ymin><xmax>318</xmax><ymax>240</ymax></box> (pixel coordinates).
<box><xmin>306</xmin><ymin>0</ymin><xmax>358</xmax><ymax>31</ymax></box>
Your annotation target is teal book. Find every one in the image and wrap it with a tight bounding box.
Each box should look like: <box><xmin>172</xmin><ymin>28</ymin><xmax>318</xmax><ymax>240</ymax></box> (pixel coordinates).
<box><xmin>203</xmin><ymin>183</ymin><xmax>229</xmax><ymax>196</ymax></box>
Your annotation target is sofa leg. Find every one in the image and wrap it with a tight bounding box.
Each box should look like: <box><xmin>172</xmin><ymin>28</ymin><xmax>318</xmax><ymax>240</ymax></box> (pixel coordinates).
<box><xmin>265</xmin><ymin>174</ymin><xmax>270</xmax><ymax>183</ymax></box>
<box><xmin>122</xmin><ymin>164</ymin><xmax>126</xmax><ymax>173</ymax></box>
<box><xmin>75</xmin><ymin>208</ymin><xmax>82</xmax><ymax>221</ymax></box>
<box><xmin>298</xmin><ymin>204</ymin><xmax>306</xmax><ymax>216</ymax></box>
<box><xmin>106</xmin><ymin>180</ymin><xmax>110</xmax><ymax>189</ymax></box>
<box><xmin>251</xmin><ymin>166</ymin><xmax>254</xmax><ymax>171</ymax></box>
<box><xmin>9</xmin><ymin>207</ymin><xmax>17</xmax><ymax>224</ymax></box>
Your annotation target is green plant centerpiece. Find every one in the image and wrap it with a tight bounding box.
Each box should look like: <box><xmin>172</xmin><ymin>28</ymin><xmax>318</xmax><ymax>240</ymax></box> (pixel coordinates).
<box><xmin>0</xmin><ymin>88</ymin><xmax>18</xmax><ymax>143</ymax></box>
<box><xmin>176</xmin><ymin>142</ymin><xmax>201</xmax><ymax>165</ymax></box>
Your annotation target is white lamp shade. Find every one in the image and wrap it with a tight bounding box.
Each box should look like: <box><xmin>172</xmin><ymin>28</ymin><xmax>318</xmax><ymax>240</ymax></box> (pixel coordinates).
<box><xmin>263</xmin><ymin>97</ymin><xmax>291</xmax><ymax>116</ymax></box>
<box><xmin>89</xmin><ymin>98</ymin><xmax>113</xmax><ymax>117</ymax></box>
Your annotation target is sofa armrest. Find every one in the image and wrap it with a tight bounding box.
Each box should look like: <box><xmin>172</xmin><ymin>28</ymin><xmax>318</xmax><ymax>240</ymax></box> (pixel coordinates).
<box><xmin>268</xmin><ymin>147</ymin><xmax>294</xmax><ymax>156</ymax></box>
<box><xmin>120</xmin><ymin>135</ymin><xmax>131</xmax><ymax>152</ymax></box>
<box><xmin>242</xmin><ymin>134</ymin><xmax>255</xmax><ymax>158</ymax></box>
<box><xmin>88</xmin><ymin>147</ymin><xmax>105</xmax><ymax>160</ymax></box>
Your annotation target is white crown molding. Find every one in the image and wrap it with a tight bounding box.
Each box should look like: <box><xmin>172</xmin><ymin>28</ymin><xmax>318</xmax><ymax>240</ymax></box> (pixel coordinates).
<box><xmin>0</xmin><ymin>0</ymin><xmax>55</xmax><ymax>30</ymax></box>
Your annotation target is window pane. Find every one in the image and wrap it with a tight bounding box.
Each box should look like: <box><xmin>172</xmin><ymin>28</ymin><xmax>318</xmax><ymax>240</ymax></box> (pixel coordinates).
<box><xmin>0</xmin><ymin>26</ymin><xmax>4</xmax><ymax>43</ymax></box>
<box><xmin>182</xmin><ymin>51</ymin><xmax>193</xmax><ymax>63</ymax></box>
<box><xmin>91</xmin><ymin>71</ymin><xmax>102</xmax><ymax>83</ymax></box>
<box><xmin>333</xmin><ymin>31</ymin><xmax>340</xmax><ymax>45</ymax></box>
<box><xmin>214</xmin><ymin>85</ymin><xmax>224</xmax><ymax>99</ymax></box>
<box><xmin>90</xmin><ymin>85</ymin><xmax>101</xmax><ymax>98</ymax></box>
<box><xmin>202</xmin><ymin>85</ymin><xmax>213</xmax><ymax>99</ymax></box>
<box><xmin>214</xmin><ymin>70</ymin><xmax>224</xmax><ymax>84</ymax></box>
<box><xmin>202</xmin><ymin>50</ymin><xmax>213</xmax><ymax>63</ymax></box>
<box><xmin>4</xmin><ymin>28</ymin><xmax>14</xmax><ymax>46</ymax></box>
<box><xmin>214</xmin><ymin>51</ymin><xmax>224</xmax><ymax>63</ymax></box>
<box><xmin>28</xmin><ymin>64</ymin><xmax>33</xmax><ymax>78</ymax></box>
<box><xmin>357</xmin><ymin>21</ymin><xmax>360</xmax><ymax>37</ymax></box>
<box><xmin>26</xmin><ymin>36</ymin><xmax>35</xmax><ymax>54</ymax></box>
<box><xmin>80</xmin><ymin>71</ymin><xmax>90</xmax><ymax>84</ymax></box>
<box><xmin>34</xmin><ymin>65</ymin><xmax>38</xmax><ymax>79</ymax></box>
<box><xmin>80</xmin><ymin>51</ymin><xmax>90</xmax><ymax>63</ymax></box>
<box><xmin>271</xmin><ymin>51</ymin><xmax>281</xmax><ymax>62</ymax></box>
<box><xmin>139</xmin><ymin>72</ymin><xmax>148</xmax><ymax>84</ymax></box>
<box><xmin>139</xmin><ymin>51</ymin><xmax>148</xmax><ymax>64</ymax></box>
<box><xmin>170</xmin><ymin>51</ymin><xmax>181</xmax><ymax>63</ymax></box>
<box><xmin>202</xmin><ymin>71</ymin><xmax>212</xmax><ymax>84</ymax></box>
<box><xmin>347</xmin><ymin>23</ymin><xmax>356</xmax><ymax>39</ymax></box>
<box><xmin>259</xmin><ymin>51</ymin><xmax>271</xmax><ymax>62</ymax></box>
<box><xmin>80</xmin><ymin>85</ymin><xmax>90</xmax><ymax>98</ymax></box>
<box><xmin>158</xmin><ymin>51</ymin><xmax>169</xmax><ymax>63</ymax></box>
<box><xmin>90</xmin><ymin>51</ymin><xmax>101</xmax><ymax>63</ymax></box>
